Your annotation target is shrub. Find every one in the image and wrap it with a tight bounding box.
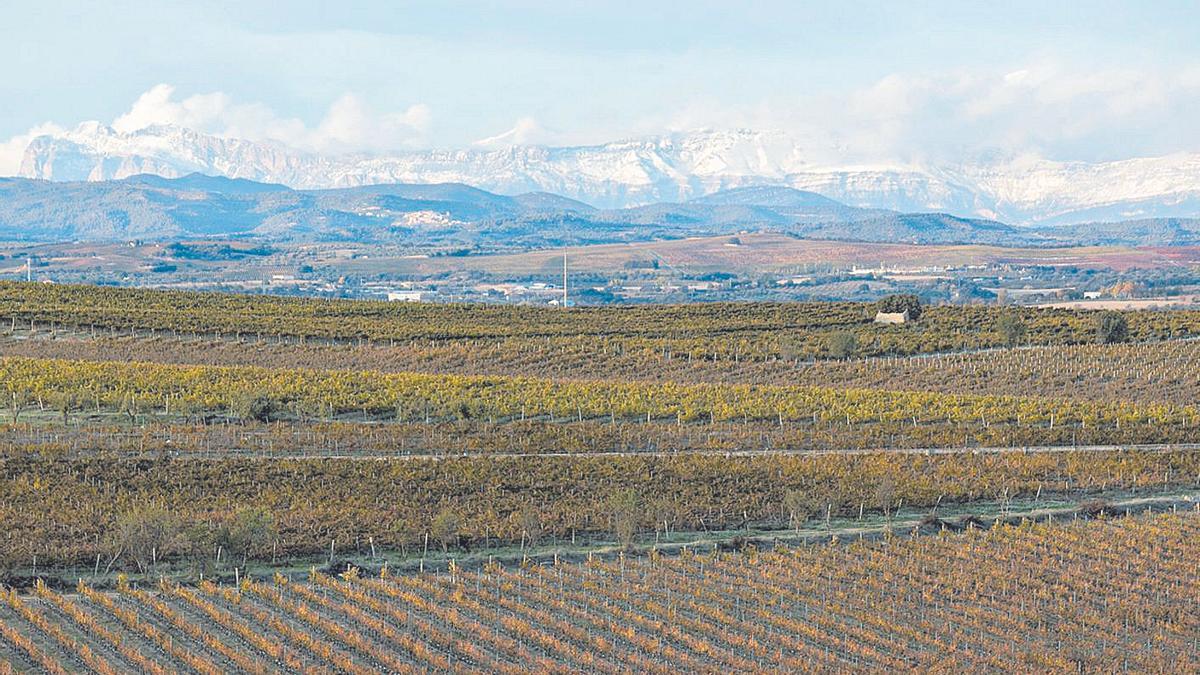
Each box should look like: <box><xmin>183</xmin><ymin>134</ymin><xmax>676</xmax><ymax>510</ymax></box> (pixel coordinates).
<box><xmin>877</xmin><ymin>294</ymin><xmax>922</xmax><ymax>320</ymax></box>
<box><xmin>996</xmin><ymin>314</ymin><xmax>1027</xmax><ymax>347</ymax></box>
<box><xmin>431</xmin><ymin>508</ymin><xmax>460</xmax><ymax>552</ymax></box>
<box><xmin>607</xmin><ymin>489</ymin><xmax>640</xmax><ymax>549</ymax></box>
<box><xmin>825</xmin><ymin>331</ymin><xmax>859</xmax><ymax>359</ymax></box>
<box><xmin>109</xmin><ymin>501</ymin><xmax>183</xmax><ymax>573</ymax></box>
<box><xmin>236</xmin><ymin>394</ymin><xmax>277</xmax><ymax>422</ymax></box>
<box><xmin>1096</xmin><ymin>311</ymin><xmax>1128</xmax><ymax>344</ymax></box>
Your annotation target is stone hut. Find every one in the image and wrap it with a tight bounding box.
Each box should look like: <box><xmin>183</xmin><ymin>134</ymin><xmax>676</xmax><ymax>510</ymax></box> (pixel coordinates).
<box><xmin>874</xmin><ymin>310</ymin><xmax>909</xmax><ymax>325</ymax></box>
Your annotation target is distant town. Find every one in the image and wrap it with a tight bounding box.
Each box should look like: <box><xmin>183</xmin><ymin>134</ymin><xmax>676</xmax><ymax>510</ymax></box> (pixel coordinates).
<box><xmin>3</xmin><ymin>235</ymin><xmax>1196</xmax><ymax>309</ymax></box>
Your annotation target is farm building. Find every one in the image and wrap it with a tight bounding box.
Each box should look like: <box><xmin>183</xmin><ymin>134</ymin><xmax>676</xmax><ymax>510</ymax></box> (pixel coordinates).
<box><xmin>874</xmin><ymin>310</ymin><xmax>909</xmax><ymax>324</ymax></box>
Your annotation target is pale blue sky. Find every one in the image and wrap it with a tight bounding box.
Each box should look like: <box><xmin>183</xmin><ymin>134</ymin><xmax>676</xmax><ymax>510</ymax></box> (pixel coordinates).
<box><xmin>2</xmin><ymin>1</ymin><xmax>1199</xmax><ymax>169</ymax></box>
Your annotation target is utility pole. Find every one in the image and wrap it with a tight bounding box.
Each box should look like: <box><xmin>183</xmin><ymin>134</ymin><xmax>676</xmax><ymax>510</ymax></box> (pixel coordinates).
<box><xmin>562</xmin><ymin>253</ymin><xmax>568</xmax><ymax>307</ymax></box>
<box><xmin>26</xmin><ymin>257</ymin><xmax>32</xmax><ymax>283</ymax></box>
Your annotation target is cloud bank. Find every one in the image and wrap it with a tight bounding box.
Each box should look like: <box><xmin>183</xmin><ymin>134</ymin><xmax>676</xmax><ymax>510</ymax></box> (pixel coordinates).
<box><xmin>3</xmin><ymin>60</ymin><xmax>1200</xmax><ymax>176</ymax></box>
<box><xmin>113</xmin><ymin>84</ymin><xmax>432</xmax><ymax>154</ymax></box>
<box><xmin>660</xmin><ymin>62</ymin><xmax>1200</xmax><ymax>166</ymax></box>
<box><xmin>0</xmin><ymin>85</ymin><xmax>432</xmax><ymax>174</ymax></box>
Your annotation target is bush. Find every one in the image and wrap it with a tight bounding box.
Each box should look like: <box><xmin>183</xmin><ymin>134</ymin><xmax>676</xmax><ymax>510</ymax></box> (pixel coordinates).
<box><xmin>235</xmin><ymin>394</ymin><xmax>277</xmax><ymax>422</ymax></box>
<box><xmin>607</xmin><ymin>489</ymin><xmax>640</xmax><ymax>549</ymax></box>
<box><xmin>109</xmin><ymin>501</ymin><xmax>183</xmax><ymax>573</ymax></box>
<box><xmin>877</xmin><ymin>294</ymin><xmax>922</xmax><ymax>320</ymax></box>
<box><xmin>825</xmin><ymin>331</ymin><xmax>859</xmax><ymax>359</ymax></box>
<box><xmin>1096</xmin><ymin>311</ymin><xmax>1128</xmax><ymax>344</ymax></box>
<box><xmin>782</xmin><ymin>489</ymin><xmax>812</xmax><ymax>530</ymax></box>
<box><xmin>996</xmin><ymin>314</ymin><xmax>1027</xmax><ymax>347</ymax></box>
<box><xmin>430</xmin><ymin>508</ymin><xmax>460</xmax><ymax>552</ymax></box>
<box><xmin>217</xmin><ymin>507</ymin><xmax>277</xmax><ymax>566</ymax></box>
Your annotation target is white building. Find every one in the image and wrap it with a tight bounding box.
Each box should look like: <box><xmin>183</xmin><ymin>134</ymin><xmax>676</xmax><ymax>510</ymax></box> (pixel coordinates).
<box><xmin>874</xmin><ymin>310</ymin><xmax>909</xmax><ymax>325</ymax></box>
<box><xmin>387</xmin><ymin>291</ymin><xmax>432</xmax><ymax>302</ymax></box>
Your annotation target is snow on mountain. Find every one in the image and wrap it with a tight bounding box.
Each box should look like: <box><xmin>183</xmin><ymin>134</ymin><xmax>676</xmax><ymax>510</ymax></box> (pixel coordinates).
<box><xmin>15</xmin><ymin>124</ymin><xmax>1200</xmax><ymax>225</ymax></box>
<box><xmin>956</xmin><ymin>153</ymin><xmax>1200</xmax><ymax>225</ymax></box>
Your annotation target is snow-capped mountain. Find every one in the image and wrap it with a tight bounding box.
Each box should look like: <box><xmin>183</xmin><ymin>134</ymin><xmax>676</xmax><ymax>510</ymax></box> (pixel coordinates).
<box><xmin>16</xmin><ymin>124</ymin><xmax>1200</xmax><ymax>225</ymax></box>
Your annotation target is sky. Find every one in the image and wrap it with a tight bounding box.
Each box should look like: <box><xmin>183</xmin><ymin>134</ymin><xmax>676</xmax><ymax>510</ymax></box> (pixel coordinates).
<box><xmin>2</xmin><ymin>0</ymin><xmax>1200</xmax><ymax>173</ymax></box>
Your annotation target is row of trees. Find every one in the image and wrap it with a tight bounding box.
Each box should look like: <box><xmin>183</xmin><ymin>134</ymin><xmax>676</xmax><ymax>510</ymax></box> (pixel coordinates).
<box><xmin>822</xmin><ymin>308</ymin><xmax>1129</xmax><ymax>358</ymax></box>
<box><xmin>3</xmin><ymin>448</ymin><xmax>1196</xmax><ymax>575</ymax></box>
<box><xmin>108</xmin><ymin>503</ymin><xmax>277</xmax><ymax>575</ymax></box>
<box><xmin>997</xmin><ymin>310</ymin><xmax>1128</xmax><ymax>347</ymax></box>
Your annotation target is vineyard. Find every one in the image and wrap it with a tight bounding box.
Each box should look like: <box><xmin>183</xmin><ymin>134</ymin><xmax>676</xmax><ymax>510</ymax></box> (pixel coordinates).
<box><xmin>0</xmin><ymin>283</ymin><xmax>1199</xmax><ymax>573</ymax></box>
<box><xmin>4</xmin><ymin>281</ymin><xmax>1200</xmax><ymax>359</ymax></box>
<box><xmin>3</xmin><ymin>448</ymin><xmax>1198</xmax><ymax>572</ymax></box>
<box><xmin>1</xmin><ymin>281</ymin><xmax>1198</xmax><ymax>669</ymax></box>
<box><xmin>4</xmin><ymin>331</ymin><xmax>1200</xmax><ymax>406</ymax></box>
<box><xmin>0</xmin><ymin>513</ymin><xmax>1195</xmax><ymax>672</ymax></box>
<box><xmin>3</xmin><ymin>355</ymin><xmax>1200</xmax><ymax>443</ymax></box>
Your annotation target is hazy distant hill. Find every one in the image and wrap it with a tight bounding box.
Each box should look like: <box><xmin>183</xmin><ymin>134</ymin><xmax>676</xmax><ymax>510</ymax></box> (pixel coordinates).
<box><xmin>791</xmin><ymin>213</ymin><xmax>1037</xmax><ymax>246</ymax></box>
<box><xmin>0</xmin><ymin>173</ymin><xmax>1190</xmax><ymax>248</ymax></box>
<box><xmin>1046</xmin><ymin>218</ymin><xmax>1200</xmax><ymax>247</ymax></box>
<box><xmin>0</xmin><ymin>174</ymin><xmax>583</xmax><ymax>243</ymax></box>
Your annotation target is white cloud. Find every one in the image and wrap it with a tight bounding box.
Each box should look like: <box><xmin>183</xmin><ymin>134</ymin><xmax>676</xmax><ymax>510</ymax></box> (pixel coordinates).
<box><xmin>472</xmin><ymin>117</ymin><xmax>546</xmax><ymax>148</ymax></box>
<box><xmin>731</xmin><ymin>62</ymin><xmax>1200</xmax><ymax>164</ymax></box>
<box><xmin>616</xmin><ymin>59</ymin><xmax>1200</xmax><ymax>168</ymax></box>
<box><xmin>112</xmin><ymin>84</ymin><xmax>237</xmax><ymax>134</ymax></box>
<box><xmin>5</xmin><ymin>61</ymin><xmax>1200</xmax><ymax>177</ymax></box>
<box><xmin>308</xmin><ymin>95</ymin><xmax>432</xmax><ymax>154</ymax></box>
<box><xmin>0</xmin><ymin>122</ymin><xmax>65</xmax><ymax>175</ymax></box>
<box><xmin>111</xmin><ymin>84</ymin><xmax>432</xmax><ymax>154</ymax></box>
<box><xmin>0</xmin><ymin>84</ymin><xmax>433</xmax><ymax>171</ymax></box>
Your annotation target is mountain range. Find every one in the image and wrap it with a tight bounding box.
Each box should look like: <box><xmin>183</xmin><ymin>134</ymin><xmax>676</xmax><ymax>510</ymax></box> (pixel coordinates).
<box><xmin>16</xmin><ymin>124</ymin><xmax>1200</xmax><ymax>226</ymax></box>
<box><xmin>3</xmin><ymin>172</ymin><xmax>1200</xmax><ymax>248</ymax></box>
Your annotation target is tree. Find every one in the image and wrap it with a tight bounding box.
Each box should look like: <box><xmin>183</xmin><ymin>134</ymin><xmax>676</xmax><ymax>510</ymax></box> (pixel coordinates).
<box><xmin>606</xmin><ymin>489</ymin><xmax>640</xmax><ymax>549</ymax></box>
<box><xmin>777</xmin><ymin>337</ymin><xmax>805</xmax><ymax>362</ymax></box>
<box><xmin>517</xmin><ymin>506</ymin><xmax>543</xmax><ymax>546</ymax></box>
<box><xmin>873</xmin><ymin>477</ymin><xmax>896</xmax><ymax>520</ymax></box>
<box><xmin>120</xmin><ymin>390</ymin><xmax>139</xmax><ymax>422</ymax></box>
<box><xmin>996</xmin><ymin>314</ymin><xmax>1027</xmax><ymax>347</ymax></box>
<box><xmin>395</xmin><ymin>398</ymin><xmax>424</xmax><ymax>423</ymax></box>
<box><xmin>430</xmin><ymin>508</ymin><xmax>460</xmax><ymax>553</ymax></box>
<box><xmin>217</xmin><ymin>507</ymin><xmax>277</xmax><ymax>567</ymax></box>
<box><xmin>109</xmin><ymin>501</ymin><xmax>183</xmax><ymax>574</ymax></box>
<box><xmin>782</xmin><ymin>489</ymin><xmax>812</xmax><ymax>532</ymax></box>
<box><xmin>52</xmin><ymin>392</ymin><xmax>78</xmax><ymax>425</ymax></box>
<box><xmin>7</xmin><ymin>389</ymin><xmax>27</xmax><ymax>424</ymax></box>
<box><xmin>235</xmin><ymin>394</ymin><xmax>276</xmax><ymax>423</ymax></box>
<box><xmin>1096</xmin><ymin>311</ymin><xmax>1128</xmax><ymax>344</ymax></box>
<box><xmin>877</xmin><ymin>294</ymin><xmax>922</xmax><ymax>320</ymax></box>
<box><xmin>179</xmin><ymin>522</ymin><xmax>216</xmax><ymax>577</ymax></box>
<box><xmin>825</xmin><ymin>331</ymin><xmax>859</xmax><ymax>359</ymax></box>
<box><xmin>1108</xmin><ymin>281</ymin><xmax>1138</xmax><ymax>298</ymax></box>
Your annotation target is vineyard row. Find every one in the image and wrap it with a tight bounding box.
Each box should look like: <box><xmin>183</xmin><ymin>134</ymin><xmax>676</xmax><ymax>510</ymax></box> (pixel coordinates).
<box><xmin>0</xmin><ymin>513</ymin><xmax>1194</xmax><ymax>673</ymax></box>
<box><xmin>3</xmin><ymin>448</ymin><xmax>1197</xmax><ymax>571</ymax></box>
